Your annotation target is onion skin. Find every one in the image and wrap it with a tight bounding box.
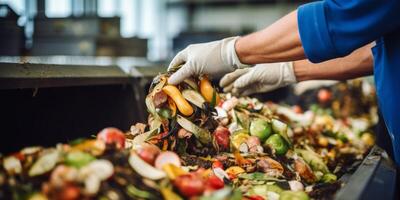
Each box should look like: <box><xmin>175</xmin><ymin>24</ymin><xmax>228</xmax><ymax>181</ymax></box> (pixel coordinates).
<box><xmin>162</xmin><ymin>85</ymin><xmax>194</xmax><ymax>116</ymax></box>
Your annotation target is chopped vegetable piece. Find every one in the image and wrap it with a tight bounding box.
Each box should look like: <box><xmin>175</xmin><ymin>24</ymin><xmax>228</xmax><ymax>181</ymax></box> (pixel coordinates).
<box><xmin>182</xmin><ymin>89</ymin><xmax>206</xmax><ymax>108</ymax></box>
<box><xmin>231</xmin><ymin>132</ymin><xmax>250</xmax><ymax>150</ymax></box>
<box><xmin>295</xmin><ymin>149</ymin><xmax>329</xmax><ymax>174</ymax></box>
<box><xmin>200</xmin><ymin>77</ymin><xmax>220</xmax><ymax>105</ymax></box>
<box><xmin>271</xmin><ymin>119</ymin><xmax>291</xmax><ymax>145</ymax></box>
<box><xmin>155</xmin><ymin>151</ymin><xmax>181</xmax><ymax>170</ymax></box>
<box><xmin>136</xmin><ymin>143</ymin><xmax>160</xmax><ymax>165</ymax></box>
<box><xmin>213</xmin><ymin>126</ymin><xmax>231</xmax><ymax>150</ymax></box>
<box><xmin>279</xmin><ymin>191</ymin><xmax>309</xmax><ymax>200</ymax></box>
<box><xmin>163</xmin><ymin>85</ymin><xmax>194</xmax><ymax>116</ymax></box>
<box><xmin>177</xmin><ymin>115</ymin><xmax>211</xmax><ymax>144</ymax></box>
<box><xmin>225</xmin><ymin>166</ymin><xmax>245</xmax><ymax>177</ymax></box>
<box><xmin>162</xmin><ymin>163</ymin><xmax>187</xmax><ymax>180</ymax></box>
<box><xmin>321</xmin><ymin>173</ymin><xmax>337</xmax><ymax>183</ymax></box>
<box><xmin>212</xmin><ymin>160</ymin><xmax>224</xmax><ymax>170</ymax></box>
<box><xmin>129</xmin><ymin>152</ymin><xmax>166</xmax><ymax>180</ymax></box>
<box><xmin>97</xmin><ymin>127</ymin><xmax>126</xmax><ymax>149</ymax></box>
<box><xmin>318</xmin><ymin>89</ymin><xmax>332</xmax><ymax>104</ymax></box>
<box><xmin>70</xmin><ymin>139</ymin><xmax>105</xmax><ymax>156</ymax></box>
<box><xmin>265</xmin><ymin>134</ymin><xmax>288</xmax><ymax>155</ymax></box>
<box><xmin>29</xmin><ymin>149</ymin><xmax>60</xmax><ymax>177</ymax></box>
<box><xmin>126</xmin><ymin>184</ymin><xmax>155</xmax><ymax>199</ymax></box>
<box><xmin>174</xmin><ymin>173</ymin><xmax>205</xmax><ymax>198</ymax></box>
<box><xmin>161</xmin><ymin>186</ymin><xmax>183</xmax><ymax>200</ymax></box>
<box><xmin>157</xmin><ymin>108</ymin><xmax>172</xmax><ymax>119</ymax></box>
<box><xmin>65</xmin><ymin>151</ymin><xmax>95</xmax><ymax>168</ymax></box>
<box><xmin>250</xmin><ymin>119</ymin><xmax>272</xmax><ymax>142</ymax></box>
<box><xmin>206</xmin><ymin>175</ymin><xmax>225</xmax><ymax>190</ymax></box>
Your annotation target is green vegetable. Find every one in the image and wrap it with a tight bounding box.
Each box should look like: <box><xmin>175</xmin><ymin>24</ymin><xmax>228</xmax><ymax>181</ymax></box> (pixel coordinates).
<box><xmin>238</xmin><ymin>172</ymin><xmax>286</xmax><ymax>182</ymax></box>
<box><xmin>232</xmin><ymin>109</ymin><xmax>250</xmax><ymax>130</ymax></box>
<box><xmin>271</xmin><ymin>119</ymin><xmax>291</xmax><ymax>145</ymax></box>
<box><xmin>279</xmin><ymin>191</ymin><xmax>309</xmax><ymax>200</ymax></box>
<box><xmin>266</xmin><ymin>185</ymin><xmax>284</xmax><ymax>194</ymax></box>
<box><xmin>68</xmin><ymin>138</ymin><xmax>86</xmax><ymax>146</ymax></box>
<box><xmin>295</xmin><ymin>149</ymin><xmax>329</xmax><ymax>174</ymax></box>
<box><xmin>157</xmin><ymin>108</ymin><xmax>172</xmax><ymax>119</ymax></box>
<box><xmin>337</xmin><ymin>134</ymin><xmax>348</xmax><ymax>142</ymax></box>
<box><xmin>65</xmin><ymin>151</ymin><xmax>95</xmax><ymax>168</ymax></box>
<box><xmin>309</xmin><ymin>104</ymin><xmax>319</xmax><ymax>113</ymax></box>
<box><xmin>161</xmin><ymin>186</ymin><xmax>183</xmax><ymax>200</ymax></box>
<box><xmin>211</xmin><ymin>90</ymin><xmax>217</xmax><ymax>108</ymax></box>
<box><xmin>265</xmin><ymin>134</ymin><xmax>289</xmax><ymax>155</ymax></box>
<box><xmin>176</xmin><ymin>115</ymin><xmax>211</xmax><ymax>144</ymax></box>
<box><xmin>321</xmin><ymin>173</ymin><xmax>337</xmax><ymax>183</ymax></box>
<box><xmin>200</xmin><ymin>187</ymin><xmax>242</xmax><ymax>200</ymax></box>
<box><xmin>250</xmin><ymin>119</ymin><xmax>272</xmax><ymax>142</ymax></box>
<box><xmin>126</xmin><ymin>185</ymin><xmax>156</xmax><ymax>199</ymax></box>
<box><xmin>29</xmin><ymin>149</ymin><xmax>60</xmax><ymax>176</ymax></box>
<box><xmin>247</xmin><ymin>185</ymin><xmax>283</xmax><ymax>197</ymax></box>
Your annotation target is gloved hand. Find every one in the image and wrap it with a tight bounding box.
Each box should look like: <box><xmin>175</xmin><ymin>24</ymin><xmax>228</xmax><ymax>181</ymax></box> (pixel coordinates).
<box><xmin>219</xmin><ymin>62</ymin><xmax>297</xmax><ymax>96</ymax></box>
<box><xmin>167</xmin><ymin>37</ymin><xmax>250</xmax><ymax>85</ymax></box>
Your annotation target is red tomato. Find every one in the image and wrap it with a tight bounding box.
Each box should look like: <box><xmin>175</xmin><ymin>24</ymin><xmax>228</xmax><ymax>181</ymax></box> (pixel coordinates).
<box><xmin>318</xmin><ymin>89</ymin><xmax>332</xmax><ymax>103</ymax></box>
<box><xmin>247</xmin><ymin>195</ymin><xmax>265</xmax><ymax>200</ymax></box>
<box><xmin>174</xmin><ymin>174</ymin><xmax>205</xmax><ymax>198</ymax></box>
<box><xmin>97</xmin><ymin>127</ymin><xmax>126</xmax><ymax>149</ymax></box>
<box><xmin>213</xmin><ymin>126</ymin><xmax>230</xmax><ymax>150</ymax></box>
<box><xmin>58</xmin><ymin>184</ymin><xmax>80</xmax><ymax>200</ymax></box>
<box><xmin>212</xmin><ymin>160</ymin><xmax>224</xmax><ymax>170</ymax></box>
<box><xmin>217</xmin><ymin>99</ymin><xmax>224</xmax><ymax>107</ymax></box>
<box><xmin>292</xmin><ymin>105</ymin><xmax>303</xmax><ymax>114</ymax></box>
<box><xmin>206</xmin><ymin>175</ymin><xmax>224</xmax><ymax>190</ymax></box>
<box><xmin>12</xmin><ymin>152</ymin><xmax>25</xmax><ymax>161</ymax></box>
<box><xmin>136</xmin><ymin>143</ymin><xmax>160</xmax><ymax>165</ymax></box>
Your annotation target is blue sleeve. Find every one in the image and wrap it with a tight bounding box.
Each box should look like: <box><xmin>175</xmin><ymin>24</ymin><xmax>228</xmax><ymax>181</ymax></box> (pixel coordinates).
<box><xmin>298</xmin><ymin>0</ymin><xmax>400</xmax><ymax>63</ymax></box>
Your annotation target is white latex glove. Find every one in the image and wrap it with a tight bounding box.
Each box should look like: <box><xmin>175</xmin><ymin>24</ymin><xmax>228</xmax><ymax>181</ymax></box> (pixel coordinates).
<box><xmin>219</xmin><ymin>62</ymin><xmax>297</xmax><ymax>96</ymax></box>
<box><xmin>167</xmin><ymin>37</ymin><xmax>250</xmax><ymax>85</ymax></box>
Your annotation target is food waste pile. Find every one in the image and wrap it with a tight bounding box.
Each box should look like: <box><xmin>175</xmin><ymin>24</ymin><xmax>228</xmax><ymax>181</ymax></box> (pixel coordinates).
<box><xmin>0</xmin><ymin>75</ymin><xmax>377</xmax><ymax>200</ymax></box>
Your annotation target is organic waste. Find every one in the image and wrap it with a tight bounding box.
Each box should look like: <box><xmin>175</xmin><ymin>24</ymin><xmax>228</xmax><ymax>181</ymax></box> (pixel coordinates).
<box><xmin>0</xmin><ymin>75</ymin><xmax>377</xmax><ymax>200</ymax></box>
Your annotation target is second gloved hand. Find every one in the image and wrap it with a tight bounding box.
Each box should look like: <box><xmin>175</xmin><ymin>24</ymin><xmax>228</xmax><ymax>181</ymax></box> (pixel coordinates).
<box><xmin>167</xmin><ymin>37</ymin><xmax>250</xmax><ymax>85</ymax></box>
<box><xmin>219</xmin><ymin>62</ymin><xmax>297</xmax><ymax>96</ymax></box>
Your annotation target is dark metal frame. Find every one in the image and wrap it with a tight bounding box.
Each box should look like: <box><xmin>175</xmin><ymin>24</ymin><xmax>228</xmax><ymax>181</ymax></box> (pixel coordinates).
<box><xmin>0</xmin><ymin>63</ymin><xmax>131</xmax><ymax>89</ymax></box>
<box><xmin>335</xmin><ymin>146</ymin><xmax>397</xmax><ymax>200</ymax></box>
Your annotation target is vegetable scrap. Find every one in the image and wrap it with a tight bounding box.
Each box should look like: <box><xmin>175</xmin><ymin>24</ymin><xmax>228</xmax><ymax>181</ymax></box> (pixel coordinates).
<box><xmin>0</xmin><ymin>75</ymin><xmax>377</xmax><ymax>200</ymax></box>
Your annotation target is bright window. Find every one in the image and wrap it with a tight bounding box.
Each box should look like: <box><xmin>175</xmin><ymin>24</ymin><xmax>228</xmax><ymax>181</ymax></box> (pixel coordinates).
<box><xmin>0</xmin><ymin>0</ymin><xmax>25</xmax><ymax>14</ymax></box>
<box><xmin>45</xmin><ymin>0</ymin><xmax>71</xmax><ymax>17</ymax></box>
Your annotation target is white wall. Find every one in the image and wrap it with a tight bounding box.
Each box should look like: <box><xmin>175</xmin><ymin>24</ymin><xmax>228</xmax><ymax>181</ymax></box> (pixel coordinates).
<box><xmin>165</xmin><ymin>2</ymin><xmax>301</xmax><ymax>59</ymax></box>
<box><xmin>167</xmin><ymin>3</ymin><xmax>301</xmax><ymax>38</ymax></box>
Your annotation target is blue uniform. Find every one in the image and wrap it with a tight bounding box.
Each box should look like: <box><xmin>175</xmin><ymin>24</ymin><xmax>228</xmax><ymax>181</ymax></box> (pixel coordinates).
<box><xmin>297</xmin><ymin>0</ymin><xmax>400</xmax><ymax>166</ymax></box>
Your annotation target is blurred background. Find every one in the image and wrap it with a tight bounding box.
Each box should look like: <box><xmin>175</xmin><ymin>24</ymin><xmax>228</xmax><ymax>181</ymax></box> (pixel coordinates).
<box><xmin>0</xmin><ymin>0</ymin><xmax>312</xmax><ymax>152</ymax></box>
<box><xmin>0</xmin><ymin>0</ymin><xmax>309</xmax><ymax>63</ymax></box>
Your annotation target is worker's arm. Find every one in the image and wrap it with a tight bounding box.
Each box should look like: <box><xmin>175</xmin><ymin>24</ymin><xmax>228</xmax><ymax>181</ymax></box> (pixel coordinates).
<box><xmin>168</xmin><ymin>0</ymin><xmax>400</xmax><ymax>85</ymax></box>
<box><xmin>237</xmin><ymin>0</ymin><xmax>400</xmax><ymax>64</ymax></box>
<box><xmin>235</xmin><ymin>10</ymin><xmax>305</xmax><ymax>64</ymax></box>
<box><xmin>294</xmin><ymin>43</ymin><xmax>373</xmax><ymax>81</ymax></box>
<box><xmin>220</xmin><ymin>44</ymin><xmax>373</xmax><ymax>96</ymax></box>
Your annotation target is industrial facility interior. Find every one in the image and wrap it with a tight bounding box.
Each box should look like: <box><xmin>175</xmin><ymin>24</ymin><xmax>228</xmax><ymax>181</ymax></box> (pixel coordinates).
<box><xmin>0</xmin><ymin>0</ymin><xmax>398</xmax><ymax>200</ymax></box>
